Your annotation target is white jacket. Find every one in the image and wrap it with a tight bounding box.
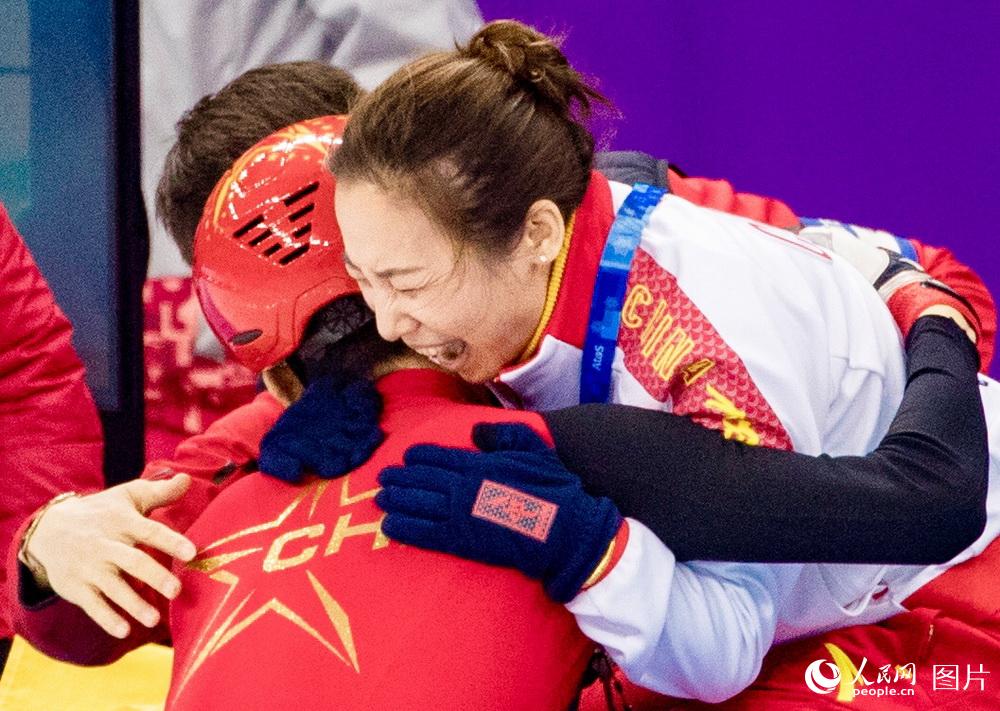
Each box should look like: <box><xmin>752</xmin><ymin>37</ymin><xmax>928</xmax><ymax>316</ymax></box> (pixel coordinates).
<box><xmin>494</xmin><ymin>177</ymin><xmax>1000</xmax><ymax>700</ymax></box>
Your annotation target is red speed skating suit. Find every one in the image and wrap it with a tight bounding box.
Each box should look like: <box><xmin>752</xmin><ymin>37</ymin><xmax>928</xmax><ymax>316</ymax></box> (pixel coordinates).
<box><xmin>9</xmin><ymin>369</ymin><xmax>593</xmax><ymax>711</ymax></box>
<box><xmin>0</xmin><ymin>203</ymin><xmax>104</xmax><ymax>639</ymax></box>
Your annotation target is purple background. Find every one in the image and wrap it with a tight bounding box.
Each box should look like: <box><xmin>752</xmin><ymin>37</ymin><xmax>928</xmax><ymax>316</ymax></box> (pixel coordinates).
<box><xmin>477</xmin><ymin>1</ymin><xmax>1000</xmax><ymax>376</ymax></box>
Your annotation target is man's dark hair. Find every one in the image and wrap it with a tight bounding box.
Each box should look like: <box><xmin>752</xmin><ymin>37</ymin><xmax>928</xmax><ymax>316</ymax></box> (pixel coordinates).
<box><xmin>155</xmin><ymin>61</ymin><xmax>362</xmax><ymax>263</ymax></box>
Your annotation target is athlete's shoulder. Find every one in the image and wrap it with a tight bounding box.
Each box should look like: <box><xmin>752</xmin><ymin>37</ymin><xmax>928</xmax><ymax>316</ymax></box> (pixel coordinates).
<box><xmin>408</xmin><ymin>403</ymin><xmax>552</xmax><ymax>449</ymax></box>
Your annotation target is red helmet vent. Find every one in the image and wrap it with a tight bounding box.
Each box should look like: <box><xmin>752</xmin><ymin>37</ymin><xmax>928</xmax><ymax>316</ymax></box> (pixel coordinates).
<box><xmin>283</xmin><ymin>181</ymin><xmax>319</xmax><ymax>206</ymax></box>
<box><xmin>193</xmin><ymin>114</ymin><xmax>359</xmax><ymax>372</ymax></box>
<box><xmin>230</xmin><ymin>180</ymin><xmax>321</xmax><ymax>266</ymax></box>
<box><xmin>246</xmin><ymin>227</ymin><xmax>271</xmax><ymax>246</ymax></box>
<box><xmin>279</xmin><ymin>244</ymin><xmax>310</xmax><ymax>265</ymax></box>
<box><xmin>288</xmin><ymin>203</ymin><xmax>314</xmax><ymax>221</ymax></box>
<box><xmin>233</xmin><ymin>216</ymin><xmax>264</xmax><ymax>237</ymax></box>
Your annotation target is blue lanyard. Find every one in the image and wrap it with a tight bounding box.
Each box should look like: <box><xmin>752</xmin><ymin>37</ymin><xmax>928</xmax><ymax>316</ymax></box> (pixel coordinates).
<box><xmin>579</xmin><ymin>183</ymin><xmax>667</xmax><ymax>404</ymax></box>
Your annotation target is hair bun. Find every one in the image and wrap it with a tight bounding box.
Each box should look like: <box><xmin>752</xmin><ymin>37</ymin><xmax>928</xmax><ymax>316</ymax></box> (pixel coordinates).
<box><xmin>464</xmin><ymin>20</ymin><xmax>577</xmax><ymax>112</ymax></box>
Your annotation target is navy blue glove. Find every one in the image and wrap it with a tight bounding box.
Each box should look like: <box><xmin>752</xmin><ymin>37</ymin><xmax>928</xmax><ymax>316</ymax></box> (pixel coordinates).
<box><xmin>258</xmin><ymin>376</ymin><xmax>383</xmax><ymax>483</ymax></box>
<box><xmin>376</xmin><ymin>422</ymin><xmax>622</xmax><ymax>602</ymax></box>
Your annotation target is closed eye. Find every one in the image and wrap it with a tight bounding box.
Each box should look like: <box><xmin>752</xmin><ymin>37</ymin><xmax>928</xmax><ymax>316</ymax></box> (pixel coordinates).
<box><xmin>389</xmin><ymin>277</ymin><xmax>431</xmax><ymax>295</ymax></box>
<box><xmin>344</xmin><ymin>264</ymin><xmax>368</xmax><ymax>285</ymax></box>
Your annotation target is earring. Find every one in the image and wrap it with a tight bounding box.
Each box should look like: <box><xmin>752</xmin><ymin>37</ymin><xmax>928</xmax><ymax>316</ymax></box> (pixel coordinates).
<box><xmin>537</xmin><ymin>255</ymin><xmax>548</xmax><ymax>264</ymax></box>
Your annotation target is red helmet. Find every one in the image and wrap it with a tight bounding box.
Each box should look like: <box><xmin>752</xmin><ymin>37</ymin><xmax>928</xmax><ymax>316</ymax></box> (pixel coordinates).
<box><xmin>193</xmin><ymin>115</ymin><xmax>359</xmax><ymax>373</ymax></box>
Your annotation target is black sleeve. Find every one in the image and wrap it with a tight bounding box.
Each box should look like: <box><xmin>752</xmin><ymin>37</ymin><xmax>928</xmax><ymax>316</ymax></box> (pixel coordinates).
<box><xmin>541</xmin><ymin>316</ymin><xmax>988</xmax><ymax>564</ymax></box>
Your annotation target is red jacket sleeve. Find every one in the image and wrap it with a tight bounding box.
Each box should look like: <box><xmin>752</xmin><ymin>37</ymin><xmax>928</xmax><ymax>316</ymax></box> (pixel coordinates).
<box><xmin>0</xmin><ymin>204</ymin><xmax>104</xmax><ymax>638</ymax></box>
<box><xmin>666</xmin><ymin>169</ymin><xmax>799</xmax><ymax>228</ymax></box>
<box><xmin>910</xmin><ymin>241</ymin><xmax>996</xmax><ymax>372</ymax></box>
<box><xmin>141</xmin><ymin>390</ymin><xmax>284</xmax><ymax>487</ymax></box>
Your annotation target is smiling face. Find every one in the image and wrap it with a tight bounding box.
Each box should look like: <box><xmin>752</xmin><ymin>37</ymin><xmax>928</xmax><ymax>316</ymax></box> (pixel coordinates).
<box><xmin>335</xmin><ymin>180</ymin><xmax>560</xmax><ymax>383</ymax></box>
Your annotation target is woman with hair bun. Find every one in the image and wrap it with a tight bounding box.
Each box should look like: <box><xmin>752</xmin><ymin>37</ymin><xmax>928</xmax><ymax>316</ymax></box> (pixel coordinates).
<box><xmin>322</xmin><ymin>19</ymin><xmax>1000</xmax><ymax>704</ymax></box>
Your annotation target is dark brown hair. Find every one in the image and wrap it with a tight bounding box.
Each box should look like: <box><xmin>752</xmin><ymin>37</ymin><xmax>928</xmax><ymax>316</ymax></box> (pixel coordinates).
<box><xmin>330</xmin><ymin>20</ymin><xmax>610</xmax><ymax>256</ymax></box>
<box><xmin>155</xmin><ymin>61</ymin><xmax>362</xmax><ymax>263</ymax></box>
<box><xmin>287</xmin><ymin>294</ymin><xmax>408</xmax><ymax>384</ymax></box>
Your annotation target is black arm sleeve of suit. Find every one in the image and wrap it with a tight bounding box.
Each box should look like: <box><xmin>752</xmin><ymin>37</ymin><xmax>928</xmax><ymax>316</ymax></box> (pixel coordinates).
<box><xmin>541</xmin><ymin>316</ymin><xmax>988</xmax><ymax>564</ymax></box>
